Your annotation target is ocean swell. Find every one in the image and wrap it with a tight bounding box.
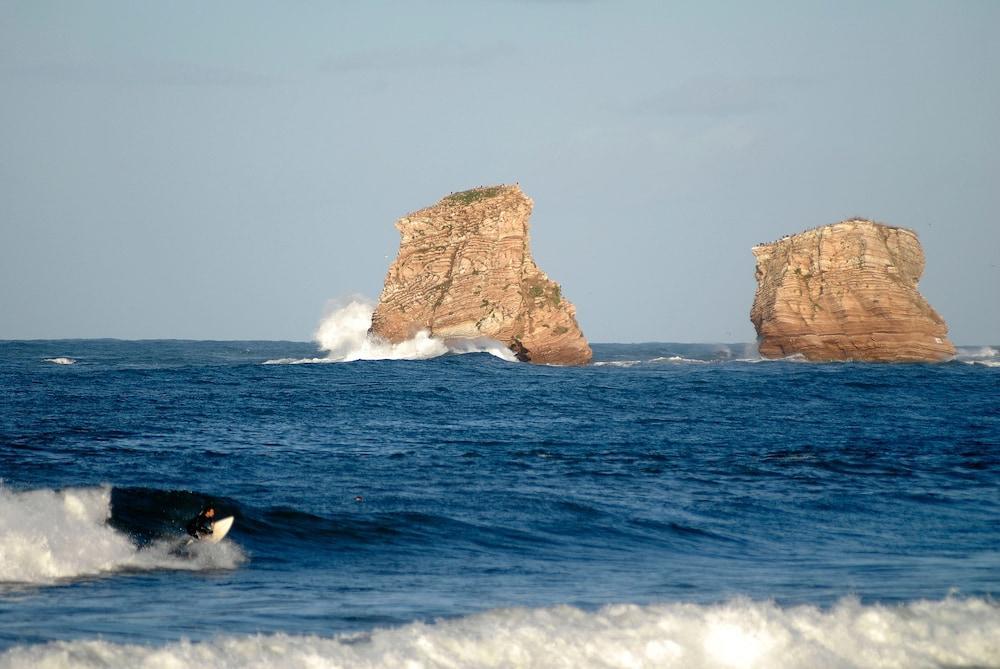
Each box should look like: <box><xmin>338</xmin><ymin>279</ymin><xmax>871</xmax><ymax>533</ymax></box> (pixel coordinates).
<box><xmin>1</xmin><ymin>597</ymin><xmax>996</xmax><ymax>668</ymax></box>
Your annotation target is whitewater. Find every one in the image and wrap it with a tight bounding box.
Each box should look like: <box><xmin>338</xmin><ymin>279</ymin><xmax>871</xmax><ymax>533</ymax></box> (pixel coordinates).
<box><xmin>0</xmin><ymin>486</ymin><xmax>243</xmax><ymax>585</ymax></box>
<box><xmin>1</xmin><ymin>331</ymin><xmax>997</xmax><ymax>668</ymax></box>
<box><xmin>2</xmin><ymin>597</ymin><xmax>998</xmax><ymax>668</ymax></box>
<box><xmin>263</xmin><ymin>299</ymin><xmax>517</xmax><ymax>364</ymax></box>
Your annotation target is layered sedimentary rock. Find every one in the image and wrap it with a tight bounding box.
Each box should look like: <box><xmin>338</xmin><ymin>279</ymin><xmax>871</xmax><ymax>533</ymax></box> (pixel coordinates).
<box><xmin>750</xmin><ymin>219</ymin><xmax>954</xmax><ymax>361</ymax></box>
<box><xmin>370</xmin><ymin>185</ymin><xmax>591</xmax><ymax>364</ymax></box>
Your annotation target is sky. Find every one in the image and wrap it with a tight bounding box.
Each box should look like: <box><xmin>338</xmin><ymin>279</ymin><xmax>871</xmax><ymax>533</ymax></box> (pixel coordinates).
<box><xmin>1</xmin><ymin>1</ymin><xmax>997</xmax><ymax>344</ymax></box>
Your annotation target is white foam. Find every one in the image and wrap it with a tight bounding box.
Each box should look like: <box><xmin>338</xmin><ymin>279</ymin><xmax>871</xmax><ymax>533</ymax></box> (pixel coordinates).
<box><xmin>955</xmin><ymin>346</ymin><xmax>1000</xmax><ymax>367</ymax></box>
<box><xmin>43</xmin><ymin>357</ymin><xmax>76</xmax><ymax>365</ymax></box>
<box><xmin>956</xmin><ymin>345</ymin><xmax>998</xmax><ymax>359</ymax></box>
<box><xmin>0</xmin><ymin>486</ymin><xmax>244</xmax><ymax>585</ymax></box>
<box><xmin>762</xmin><ymin>353</ymin><xmax>809</xmax><ymax>362</ymax></box>
<box><xmin>264</xmin><ymin>298</ymin><xmax>516</xmax><ymax>364</ymax></box>
<box><xmin>650</xmin><ymin>356</ymin><xmax>709</xmax><ymax>364</ymax></box>
<box><xmin>593</xmin><ymin>357</ymin><xmax>728</xmax><ymax>367</ymax></box>
<box><xmin>2</xmin><ymin>597</ymin><xmax>996</xmax><ymax>668</ymax></box>
<box><xmin>592</xmin><ymin>360</ymin><xmax>642</xmax><ymax>367</ymax></box>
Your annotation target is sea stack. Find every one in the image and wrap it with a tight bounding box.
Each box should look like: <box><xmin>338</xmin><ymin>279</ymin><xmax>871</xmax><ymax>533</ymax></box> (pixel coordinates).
<box><xmin>750</xmin><ymin>219</ymin><xmax>955</xmax><ymax>362</ymax></box>
<box><xmin>369</xmin><ymin>185</ymin><xmax>592</xmax><ymax>365</ymax></box>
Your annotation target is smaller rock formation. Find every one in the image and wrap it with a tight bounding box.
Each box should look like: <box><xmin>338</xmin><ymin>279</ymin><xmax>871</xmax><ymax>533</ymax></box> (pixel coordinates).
<box><xmin>750</xmin><ymin>219</ymin><xmax>955</xmax><ymax>362</ymax></box>
<box><xmin>370</xmin><ymin>185</ymin><xmax>591</xmax><ymax>364</ymax></box>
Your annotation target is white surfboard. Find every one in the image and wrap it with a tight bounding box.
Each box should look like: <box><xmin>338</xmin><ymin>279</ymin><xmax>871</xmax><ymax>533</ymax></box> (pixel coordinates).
<box><xmin>202</xmin><ymin>516</ymin><xmax>234</xmax><ymax>544</ymax></box>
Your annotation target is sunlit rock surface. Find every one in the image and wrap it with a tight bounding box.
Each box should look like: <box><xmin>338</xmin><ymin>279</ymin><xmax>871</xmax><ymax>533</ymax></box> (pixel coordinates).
<box><xmin>370</xmin><ymin>185</ymin><xmax>591</xmax><ymax>365</ymax></box>
<box><xmin>750</xmin><ymin>219</ymin><xmax>955</xmax><ymax>362</ymax></box>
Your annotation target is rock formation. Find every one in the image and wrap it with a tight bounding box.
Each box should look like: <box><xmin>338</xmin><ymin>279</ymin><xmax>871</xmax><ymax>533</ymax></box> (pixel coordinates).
<box><xmin>369</xmin><ymin>185</ymin><xmax>592</xmax><ymax>364</ymax></box>
<box><xmin>750</xmin><ymin>219</ymin><xmax>955</xmax><ymax>362</ymax></box>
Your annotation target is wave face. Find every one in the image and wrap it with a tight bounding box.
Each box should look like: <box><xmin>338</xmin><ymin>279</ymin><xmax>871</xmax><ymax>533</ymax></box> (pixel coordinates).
<box><xmin>0</xmin><ymin>486</ymin><xmax>243</xmax><ymax>585</ymax></box>
<box><xmin>264</xmin><ymin>299</ymin><xmax>516</xmax><ymax>364</ymax></box>
<box><xmin>2</xmin><ymin>597</ymin><xmax>996</xmax><ymax>669</ymax></box>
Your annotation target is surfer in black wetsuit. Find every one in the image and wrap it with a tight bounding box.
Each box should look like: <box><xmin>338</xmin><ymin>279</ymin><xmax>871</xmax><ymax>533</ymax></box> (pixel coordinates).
<box><xmin>185</xmin><ymin>506</ymin><xmax>216</xmax><ymax>539</ymax></box>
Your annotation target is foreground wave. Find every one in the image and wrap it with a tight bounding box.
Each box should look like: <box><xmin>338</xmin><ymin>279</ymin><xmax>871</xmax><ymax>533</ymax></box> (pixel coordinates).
<box><xmin>0</xmin><ymin>486</ymin><xmax>243</xmax><ymax>585</ymax></box>
<box><xmin>2</xmin><ymin>597</ymin><xmax>996</xmax><ymax>668</ymax></box>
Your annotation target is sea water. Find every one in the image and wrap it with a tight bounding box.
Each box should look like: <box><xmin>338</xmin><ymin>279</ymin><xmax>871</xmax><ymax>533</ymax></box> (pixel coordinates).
<box><xmin>1</xmin><ymin>333</ymin><xmax>998</xmax><ymax>667</ymax></box>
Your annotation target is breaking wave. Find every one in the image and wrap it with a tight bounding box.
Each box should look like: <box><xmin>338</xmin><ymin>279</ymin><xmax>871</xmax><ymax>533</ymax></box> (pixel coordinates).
<box><xmin>264</xmin><ymin>299</ymin><xmax>516</xmax><ymax>364</ymax></box>
<box><xmin>592</xmin><ymin>360</ymin><xmax>644</xmax><ymax>368</ymax></box>
<box><xmin>592</xmin><ymin>356</ymin><xmax>727</xmax><ymax>368</ymax></box>
<box><xmin>0</xmin><ymin>486</ymin><xmax>244</xmax><ymax>585</ymax></box>
<box><xmin>43</xmin><ymin>357</ymin><xmax>76</xmax><ymax>365</ymax></box>
<box><xmin>589</xmin><ymin>343</ymin><xmax>767</xmax><ymax>367</ymax></box>
<box><xmin>2</xmin><ymin>597</ymin><xmax>997</xmax><ymax>668</ymax></box>
<box><xmin>650</xmin><ymin>356</ymin><xmax>710</xmax><ymax>364</ymax></box>
<box><xmin>956</xmin><ymin>345</ymin><xmax>1000</xmax><ymax>367</ymax></box>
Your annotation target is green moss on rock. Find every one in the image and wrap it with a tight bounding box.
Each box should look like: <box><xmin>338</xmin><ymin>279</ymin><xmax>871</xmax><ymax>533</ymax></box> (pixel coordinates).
<box><xmin>443</xmin><ymin>186</ymin><xmax>506</xmax><ymax>206</ymax></box>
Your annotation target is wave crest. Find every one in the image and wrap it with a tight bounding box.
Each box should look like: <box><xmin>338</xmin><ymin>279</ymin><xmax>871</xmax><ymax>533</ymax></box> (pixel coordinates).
<box><xmin>955</xmin><ymin>345</ymin><xmax>1000</xmax><ymax>367</ymax></box>
<box><xmin>0</xmin><ymin>486</ymin><xmax>244</xmax><ymax>585</ymax></box>
<box><xmin>2</xmin><ymin>597</ymin><xmax>997</xmax><ymax>668</ymax></box>
<box><xmin>265</xmin><ymin>299</ymin><xmax>516</xmax><ymax>364</ymax></box>
<box><xmin>42</xmin><ymin>357</ymin><xmax>76</xmax><ymax>365</ymax></box>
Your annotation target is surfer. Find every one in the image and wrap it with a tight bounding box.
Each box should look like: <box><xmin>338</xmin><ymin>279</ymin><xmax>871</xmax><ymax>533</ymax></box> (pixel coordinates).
<box><xmin>185</xmin><ymin>505</ymin><xmax>216</xmax><ymax>539</ymax></box>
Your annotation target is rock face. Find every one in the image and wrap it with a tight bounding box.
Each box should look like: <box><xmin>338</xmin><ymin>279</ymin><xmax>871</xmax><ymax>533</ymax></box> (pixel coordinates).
<box><xmin>750</xmin><ymin>219</ymin><xmax>955</xmax><ymax>362</ymax></box>
<box><xmin>370</xmin><ymin>185</ymin><xmax>592</xmax><ymax>364</ymax></box>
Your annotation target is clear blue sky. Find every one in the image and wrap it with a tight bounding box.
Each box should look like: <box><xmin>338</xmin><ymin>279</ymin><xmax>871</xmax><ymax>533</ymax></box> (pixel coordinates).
<box><xmin>2</xmin><ymin>1</ymin><xmax>997</xmax><ymax>343</ymax></box>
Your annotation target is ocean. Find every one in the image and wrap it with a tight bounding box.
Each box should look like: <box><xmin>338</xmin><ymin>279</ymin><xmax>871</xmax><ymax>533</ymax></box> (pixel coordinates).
<box><xmin>1</xmin><ymin>336</ymin><xmax>998</xmax><ymax>668</ymax></box>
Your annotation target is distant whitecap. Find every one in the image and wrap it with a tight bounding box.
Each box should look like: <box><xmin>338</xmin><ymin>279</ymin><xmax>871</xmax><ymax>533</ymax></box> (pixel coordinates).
<box><xmin>42</xmin><ymin>357</ymin><xmax>76</xmax><ymax>365</ymax></box>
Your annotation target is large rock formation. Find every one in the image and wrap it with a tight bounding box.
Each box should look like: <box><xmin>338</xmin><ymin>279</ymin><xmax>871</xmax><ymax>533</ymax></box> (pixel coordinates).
<box><xmin>750</xmin><ymin>219</ymin><xmax>955</xmax><ymax>362</ymax></box>
<box><xmin>370</xmin><ymin>185</ymin><xmax>591</xmax><ymax>364</ymax></box>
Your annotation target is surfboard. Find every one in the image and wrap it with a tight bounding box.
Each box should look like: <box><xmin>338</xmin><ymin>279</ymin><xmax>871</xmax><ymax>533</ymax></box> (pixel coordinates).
<box><xmin>202</xmin><ymin>516</ymin><xmax>234</xmax><ymax>544</ymax></box>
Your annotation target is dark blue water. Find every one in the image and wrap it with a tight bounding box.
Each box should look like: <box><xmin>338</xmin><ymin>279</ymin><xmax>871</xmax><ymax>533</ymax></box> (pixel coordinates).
<box><xmin>1</xmin><ymin>340</ymin><xmax>998</xmax><ymax>666</ymax></box>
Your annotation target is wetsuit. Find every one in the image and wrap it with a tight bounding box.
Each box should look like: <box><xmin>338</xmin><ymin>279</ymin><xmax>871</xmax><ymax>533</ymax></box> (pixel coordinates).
<box><xmin>185</xmin><ymin>510</ymin><xmax>215</xmax><ymax>539</ymax></box>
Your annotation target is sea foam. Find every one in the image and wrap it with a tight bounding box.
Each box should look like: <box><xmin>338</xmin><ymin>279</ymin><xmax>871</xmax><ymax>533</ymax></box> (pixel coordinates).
<box><xmin>1</xmin><ymin>597</ymin><xmax>996</xmax><ymax>668</ymax></box>
<box><xmin>0</xmin><ymin>486</ymin><xmax>243</xmax><ymax>585</ymax></box>
<box><xmin>955</xmin><ymin>345</ymin><xmax>1000</xmax><ymax>367</ymax></box>
<box><xmin>42</xmin><ymin>357</ymin><xmax>76</xmax><ymax>365</ymax></box>
<box><xmin>264</xmin><ymin>299</ymin><xmax>516</xmax><ymax>364</ymax></box>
